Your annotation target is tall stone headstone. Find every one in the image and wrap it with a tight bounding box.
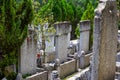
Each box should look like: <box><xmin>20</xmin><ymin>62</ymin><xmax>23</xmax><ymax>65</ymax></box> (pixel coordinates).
<box><xmin>20</xmin><ymin>28</ymin><xmax>37</xmax><ymax>74</ymax></box>
<box><xmin>54</xmin><ymin>21</ymin><xmax>72</xmax><ymax>62</ymax></box>
<box><xmin>45</xmin><ymin>31</ymin><xmax>55</xmax><ymax>63</ymax></box>
<box><xmin>91</xmin><ymin>0</ymin><xmax>118</xmax><ymax>80</ymax></box>
<box><xmin>45</xmin><ymin>32</ymin><xmax>55</xmax><ymax>53</ymax></box>
<box><xmin>79</xmin><ymin>20</ymin><xmax>90</xmax><ymax>54</ymax></box>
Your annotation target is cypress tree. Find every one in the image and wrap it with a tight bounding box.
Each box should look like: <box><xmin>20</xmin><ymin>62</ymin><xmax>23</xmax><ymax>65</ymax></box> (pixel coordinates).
<box><xmin>0</xmin><ymin>0</ymin><xmax>33</xmax><ymax>55</ymax></box>
<box><xmin>0</xmin><ymin>0</ymin><xmax>33</xmax><ymax>78</ymax></box>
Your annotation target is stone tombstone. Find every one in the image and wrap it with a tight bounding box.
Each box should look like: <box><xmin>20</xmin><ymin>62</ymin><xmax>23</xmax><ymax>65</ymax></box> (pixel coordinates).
<box><xmin>45</xmin><ymin>34</ymin><xmax>55</xmax><ymax>62</ymax></box>
<box><xmin>45</xmin><ymin>32</ymin><xmax>55</xmax><ymax>53</ymax></box>
<box><xmin>20</xmin><ymin>27</ymin><xmax>37</xmax><ymax>74</ymax></box>
<box><xmin>91</xmin><ymin>0</ymin><xmax>118</xmax><ymax>80</ymax></box>
<box><xmin>79</xmin><ymin>20</ymin><xmax>90</xmax><ymax>54</ymax></box>
<box><xmin>45</xmin><ymin>31</ymin><xmax>55</xmax><ymax>63</ymax></box>
<box><xmin>54</xmin><ymin>21</ymin><xmax>72</xmax><ymax>62</ymax></box>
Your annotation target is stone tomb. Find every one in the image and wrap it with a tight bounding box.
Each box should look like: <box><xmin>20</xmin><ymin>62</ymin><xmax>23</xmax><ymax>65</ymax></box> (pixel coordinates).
<box><xmin>54</xmin><ymin>21</ymin><xmax>72</xmax><ymax>62</ymax></box>
<box><xmin>20</xmin><ymin>27</ymin><xmax>37</xmax><ymax>74</ymax></box>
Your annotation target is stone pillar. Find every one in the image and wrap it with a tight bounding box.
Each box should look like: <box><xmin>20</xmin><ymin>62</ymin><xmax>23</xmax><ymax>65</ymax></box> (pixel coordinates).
<box><xmin>54</xmin><ymin>58</ymin><xmax>60</xmax><ymax>79</ymax></box>
<box><xmin>91</xmin><ymin>0</ymin><xmax>118</xmax><ymax>80</ymax></box>
<box><xmin>74</xmin><ymin>53</ymin><xmax>80</xmax><ymax>71</ymax></box>
<box><xmin>54</xmin><ymin>21</ymin><xmax>72</xmax><ymax>62</ymax></box>
<box><xmin>79</xmin><ymin>20</ymin><xmax>90</xmax><ymax>54</ymax></box>
<box><xmin>79</xmin><ymin>51</ymin><xmax>85</xmax><ymax>69</ymax></box>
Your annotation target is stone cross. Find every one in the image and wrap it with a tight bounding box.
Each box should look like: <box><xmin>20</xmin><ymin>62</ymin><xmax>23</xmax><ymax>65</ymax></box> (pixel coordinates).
<box><xmin>54</xmin><ymin>21</ymin><xmax>72</xmax><ymax>62</ymax></box>
<box><xmin>91</xmin><ymin>0</ymin><xmax>118</xmax><ymax>80</ymax></box>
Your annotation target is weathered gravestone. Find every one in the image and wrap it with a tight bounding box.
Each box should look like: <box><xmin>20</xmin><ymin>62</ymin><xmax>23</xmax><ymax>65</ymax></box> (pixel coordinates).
<box><xmin>91</xmin><ymin>0</ymin><xmax>118</xmax><ymax>80</ymax></box>
<box><xmin>79</xmin><ymin>20</ymin><xmax>91</xmax><ymax>69</ymax></box>
<box><xmin>45</xmin><ymin>31</ymin><xmax>55</xmax><ymax>63</ymax></box>
<box><xmin>19</xmin><ymin>26</ymin><xmax>37</xmax><ymax>74</ymax></box>
<box><xmin>54</xmin><ymin>22</ymin><xmax>71</xmax><ymax>62</ymax></box>
<box><xmin>79</xmin><ymin>20</ymin><xmax>90</xmax><ymax>54</ymax></box>
<box><xmin>45</xmin><ymin>32</ymin><xmax>55</xmax><ymax>54</ymax></box>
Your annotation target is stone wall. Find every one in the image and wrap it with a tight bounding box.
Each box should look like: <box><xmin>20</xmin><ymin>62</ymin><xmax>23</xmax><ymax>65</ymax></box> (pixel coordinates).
<box><xmin>25</xmin><ymin>71</ymin><xmax>48</xmax><ymax>80</ymax></box>
<box><xmin>84</xmin><ymin>53</ymin><xmax>92</xmax><ymax>68</ymax></box>
<box><xmin>59</xmin><ymin>59</ymin><xmax>77</xmax><ymax>78</ymax></box>
<box><xmin>80</xmin><ymin>53</ymin><xmax>92</xmax><ymax>69</ymax></box>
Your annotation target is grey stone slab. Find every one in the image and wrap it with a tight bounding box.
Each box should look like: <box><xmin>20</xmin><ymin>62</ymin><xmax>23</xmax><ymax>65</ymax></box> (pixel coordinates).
<box><xmin>79</xmin><ymin>20</ymin><xmax>90</xmax><ymax>53</ymax></box>
<box><xmin>91</xmin><ymin>0</ymin><xmax>118</xmax><ymax>80</ymax></box>
<box><xmin>20</xmin><ymin>30</ymin><xmax>37</xmax><ymax>74</ymax></box>
<box><xmin>54</xmin><ymin>22</ymin><xmax>72</xmax><ymax>62</ymax></box>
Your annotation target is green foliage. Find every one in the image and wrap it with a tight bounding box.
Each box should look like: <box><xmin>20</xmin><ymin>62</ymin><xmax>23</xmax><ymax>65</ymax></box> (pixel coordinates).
<box><xmin>81</xmin><ymin>3</ymin><xmax>94</xmax><ymax>21</ymax></box>
<box><xmin>65</xmin><ymin>0</ymin><xmax>83</xmax><ymax>39</ymax></box>
<box><xmin>34</xmin><ymin>0</ymin><xmax>90</xmax><ymax>39</ymax></box>
<box><xmin>33</xmin><ymin>0</ymin><xmax>98</xmax><ymax>39</ymax></box>
<box><xmin>52</xmin><ymin>0</ymin><xmax>70</xmax><ymax>22</ymax></box>
<box><xmin>33</xmin><ymin>0</ymin><xmax>54</xmax><ymax>27</ymax></box>
<box><xmin>75</xmin><ymin>25</ymin><xmax>80</xmax><ymax>38</ymax></box>
<box><xmin>6</xmin><ymin>72</ymin><xmax>17</xmax><ymax>80</ymax></box>
<box><xmin>0</xmin><ymin>71</ymin><xmax>17</xmax><ymax>80</ymax></box>
<box><xmin>65</xmin><ymin>3</ymin><xmax>74</xmax><ymax>21</ymax></box>
<box><xmin>49</xmin><ymin>0</ymin><xmax>77</xmax><ymax>23</ymax></box>
<box><xmin>117</xmin><ymin>0</ymin><xmax>120</xmax><ymax>10</ymax></box>
<box><xmin>22</xmin><ymin>73</ymin><xmax>31</xmax><ymax>78</ymax></box>
<box><xmin>81</xmin><ymin>2</ymin><xmax>94</xmax><ymax>20</ymax></box>
<box><xmin>32</xmin><ymin>0</ymin><xmax>54</xmax><ymax>62</ymax></box>
<box><xmin>0</xmin><ymin>52</ymin><xmax>16</xmax><ymax>68</ymax></box>
<box><xmin>67</xmin><ymin>0</ymin><xmax>96</xmax><ymax>39</ymax></box>
<box><xmin>0</xmin><ymin>0</ymin><xmax>34</xmax><ymax>55</ymax></box>
<box><xmin>0</xmin><ymin>0</ymin><xmax>33</xmax><ymax>78</ymax></box>
<box><xmin>90</xmin><ymin>0</ymin><xmax>98</xmax><ymax>8</ymax></box>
